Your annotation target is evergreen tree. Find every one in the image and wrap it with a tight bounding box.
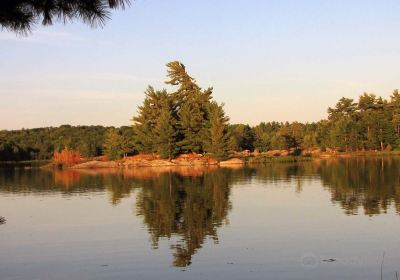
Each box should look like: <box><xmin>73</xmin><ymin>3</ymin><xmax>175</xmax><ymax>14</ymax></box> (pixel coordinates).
<box><xmin>329</xmin><ymin>116</ymin><xmax>359</xmax><ymax>151</ymax></box>
<box><xmin>1</xmin><ymin>0</ymin><xmax>130</xmax><ymax>34</ymax></box>
<box><xmin>154</xmin><ymin>105</ymin><xmax>179</xmax><ymax>159</ymax></box>
<box><xmin>389</xmin><ymin>89</ymin><xmax>400</xmax><ymax>138</ymax></box>
<box><xmin>270</xmin><ymin>134</ymin><xmax>289</xmax><ymax>150</ymax></box>
<box><xmin>228</xmin><ymin>124</ymin><xmax>255</xmax><ymax>151</ymax></box>
<box><xmin>204</xmin><ymin>102</ymin><xmax>229</xmax><ymax>159</ymax></box>
<box><xmin>132</xmin><ymin>62</ymin><xmax>230</xmax><ymax>158</ymax></box>
<box><xmin>132</xmin><ymin>87</ymin><xmax>170</xmax><ymax>153</ymax></box>
<box><xmin>327</xmin><ymin>97</ymin><xmax>357</xmax><ymax>120</ymax></box>
<box><xmin>178</xmin><ymin>95</ymin><xmax>208</xmax><ymax>153</ymax></box>
<box><xmin>103</xmin><ymin>129</ymin><xmax>125</xmax><ymax>160</ymax></box>
<box><xmin>165</xmin><ymin>61</ymin><xmax>201</xmax><ymax>106</ymax></box>
<box><xmin>165</xmin><ymin>61</ymin><xmax>212</xmax><ymax>153</ymax></box>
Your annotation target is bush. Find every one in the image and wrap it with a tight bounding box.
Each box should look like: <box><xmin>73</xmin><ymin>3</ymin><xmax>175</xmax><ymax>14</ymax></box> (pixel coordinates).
<box><xmin>53</xmin><ymin>148</ymin><xmax>81</xmax><ymax>166</ymax></box>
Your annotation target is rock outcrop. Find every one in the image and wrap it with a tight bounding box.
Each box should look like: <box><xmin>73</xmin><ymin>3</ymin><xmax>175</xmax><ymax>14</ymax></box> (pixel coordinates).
<box><xmin>219</xmin><ymin>158</ymin><xmax>245</xmax><ymax>166</ymax></box>
<box><xmin>70</xmin><ymin>160</ymin><xmax>120</xmax><ymax>169</ymax></box>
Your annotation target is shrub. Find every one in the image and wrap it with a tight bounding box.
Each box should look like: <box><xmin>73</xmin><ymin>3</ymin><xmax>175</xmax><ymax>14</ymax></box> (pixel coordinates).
<box><xmin>53</xmin><ymin>148</ymin><xmax>81</xmax><ymax>166</ymax></box>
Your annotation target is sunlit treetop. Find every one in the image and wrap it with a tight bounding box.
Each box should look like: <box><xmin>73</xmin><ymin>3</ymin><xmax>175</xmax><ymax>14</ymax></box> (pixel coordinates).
<box><xmin>0</xmin><ymin>0</ymin><xmax>130</xmax><ymax>34</ymax></box>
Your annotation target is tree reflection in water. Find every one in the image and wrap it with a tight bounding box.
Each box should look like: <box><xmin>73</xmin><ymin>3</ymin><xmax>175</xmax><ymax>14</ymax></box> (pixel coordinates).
<box><xmin>2</xmin><ymin>158</ymin><xmax>400</xmax><ymax>266</ymax></box>
<box><xmin>135</xmin><ymin>168</ymin><xmax>232</xmax><ymax>267</ymax></box>
<box><xmin>318</xmin><ymin>157</ymin><xmax>400</xmax><ymax>216</ymax></box>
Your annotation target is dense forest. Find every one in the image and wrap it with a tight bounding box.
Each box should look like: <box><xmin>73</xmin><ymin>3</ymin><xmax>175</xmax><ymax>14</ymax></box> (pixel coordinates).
<box><xmin>1</xmin><ymin>61</ymin><xmax>400</xmax><ymax>161</ymax></box>
<box><xmin>0</xmin><ymin>125</ymin><xmax>134</xmax><ymax>161</ymax></box>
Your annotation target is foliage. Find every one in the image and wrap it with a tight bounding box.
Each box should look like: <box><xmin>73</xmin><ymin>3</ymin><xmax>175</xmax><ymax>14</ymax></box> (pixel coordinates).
<box><xmin>1</xmin><ymin>60</ymin><xmax>400</xmax><ymax>161</ymax></box>
<box><xmin>133</xmin><ymin>61</ymin><xmax>229</xmax><ymax>158</ymax></box>
<box><xmin>203</xmin><ymin>102</ymin><xmax>230</xmax><ymax>160</ymax></box>
<box><xmin>135</xmin><ymin>169</ymin><xmax>233</xmax><ymax>267</ymax></box>
<box><xmin>0</xmin><ymin>0</ymin><xmax>130</xmax><ymax>34</ymax></box>
<box><xmin>53</xmin><ymin>147</ymin><xmax>81</xmax><ymax>166</ymax></box>
<box><xmin>154</xmin><ymin>105</ymin><xmax>179</xmax><ymax>159</ymax></box>
<box><xmin>103</xmin><ymin>128</ymin><xmax>132</xmax><ymax>160</ymax></box>
<box><xmin>0</xmin><ymin>125</ymin><xmax>134</xmax><ymax>161</ymax></box>
<box><xmin>228</xmin><ymin>124</ymin><xmax>254</xmax><ymax>151</ymax></box>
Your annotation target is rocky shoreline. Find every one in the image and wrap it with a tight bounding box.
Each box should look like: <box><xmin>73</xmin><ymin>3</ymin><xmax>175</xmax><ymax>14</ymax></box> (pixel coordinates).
<box><xmin>69</xmin><ymin>157</ymin><xmax>242</xmax><ymax>169</ymax></box>
<box><xmin>66</xmin><ymin>155</ymin><xmax>311</xmax><ymax>169</ymax></box>
<box><xmin>36</xmin><ymin>149</ymin><xmax>400</xmax><ymax>170</ymax></box>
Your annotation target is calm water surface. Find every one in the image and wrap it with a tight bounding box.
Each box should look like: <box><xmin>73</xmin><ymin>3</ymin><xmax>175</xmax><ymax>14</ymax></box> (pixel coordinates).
<box><xmin>1</xmin><ymin>158</ymin><xmax>400</xmax><ymax>280</ymax></box>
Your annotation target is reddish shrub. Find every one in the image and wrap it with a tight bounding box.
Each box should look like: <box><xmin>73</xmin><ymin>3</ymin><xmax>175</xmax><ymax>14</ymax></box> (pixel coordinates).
<box><xmin>53</xmin><ymin>148</ymin><xmax>81</xmax><ymax>166</ymax></box>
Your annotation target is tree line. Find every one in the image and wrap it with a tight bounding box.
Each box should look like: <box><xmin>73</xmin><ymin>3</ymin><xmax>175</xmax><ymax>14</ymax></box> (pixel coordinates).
<box><xmin>1</xmin><ymin>61</ymin><xmax>400</xmax><ymax>161</ymax></box>
<box><xmin>0</xmin><ymin>125</ymin><xmax>134</xmax><ymax>161</ymax></box>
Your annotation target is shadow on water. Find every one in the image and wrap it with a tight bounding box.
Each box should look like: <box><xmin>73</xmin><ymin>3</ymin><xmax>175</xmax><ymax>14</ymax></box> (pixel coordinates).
<box><xmin>1</xmin><ymin>157</ymin><xmax>400</xmax><ymax>266</ymax></box>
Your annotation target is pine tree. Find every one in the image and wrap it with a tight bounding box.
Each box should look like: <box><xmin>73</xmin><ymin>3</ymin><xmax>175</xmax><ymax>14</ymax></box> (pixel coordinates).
<box><xmin>132</xmin><ymin>87</ymin><xmax>170</xmax><ymax>153</ymax></box>
<box><xmin>103</xmin><ymin>129</ymin><xmax>124</xmax><ymax>160</ymax></box>
<box><xmin>177</xmin><ymin>96</ymin><xmax>208</xmax><ymax>153</ymax></box>
<box><xmin>165</xmin><ymin>61</ymin><xmax>200</xmax><ymax>106</ymax></box>
<box><xmin>132</xmin><ymin>61</ymin><xmax>231</xmax><ymax>158</ymax></box>
<box><xmin>1</xmin><ymin>0</ymin><xmax>129</xmax><ymax>34</ymax></box>
<box><xmin>389</xmin><ymin>89</ymin><xmax>400</xmax><ymax>138</ymax></box>
<box><xmin>165</xmin><ymin>62</ymin><xmax>212</xmax><ymax>153</ymax></box>
<box><xmin>154</xmin><ymin>106</ymin><xmax>179</xmax><ymax>159</ymax></box>
<box><xmin>228</xmin><ymin>124</ymin><xmax>255</xmax><ymax>151</ymax></box>
<box><xmin>203</xmin><ymin>102</ymin><xmax>229</xmax><ymax>159</ymax></box>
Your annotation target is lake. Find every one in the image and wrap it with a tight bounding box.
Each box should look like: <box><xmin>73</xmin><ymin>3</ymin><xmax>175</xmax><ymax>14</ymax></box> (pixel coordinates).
<box><xmin>1</xmin><ymin>158</ymin><xmax>399</xmax><ymax>280</ymax></box>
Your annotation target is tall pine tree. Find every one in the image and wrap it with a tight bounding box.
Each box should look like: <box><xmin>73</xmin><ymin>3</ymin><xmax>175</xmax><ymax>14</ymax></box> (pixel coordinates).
<box><xmin>133</xmin><ymin>87</ymin><xmax>170</xmax><ymax>153</ymax></box>
<box><xmin>132</xmin><ymin>61</ymin><xmax>230</xmax><ymax>159</ymax></box>
<box><xmin>165</xmin><ymin>61</ymin><xmax>212</xmax><ymax>153</ymax></box>
<box><xmin>203</xmin><ymin>101</ymin><xmax>230</xmax><ymax>159</ymax></box>
<box><xmin>154</xmin><ymin>103</ymin><xmax>179</xmax><ymax>159</ymax></box>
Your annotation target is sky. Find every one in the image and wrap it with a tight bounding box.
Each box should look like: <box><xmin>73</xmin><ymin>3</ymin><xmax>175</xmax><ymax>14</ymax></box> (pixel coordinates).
<box><xmin>1</xmin><ymin>0</ymin><xmax>400</xmax><ymax>130</ymax></box>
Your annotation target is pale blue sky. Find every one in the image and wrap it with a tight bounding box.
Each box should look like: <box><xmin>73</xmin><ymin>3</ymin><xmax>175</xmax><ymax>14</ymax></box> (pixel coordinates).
<box><xmin>1</xmin><ymin>0</ymin><xmax>400</xmax><ymax>129</ymax></box>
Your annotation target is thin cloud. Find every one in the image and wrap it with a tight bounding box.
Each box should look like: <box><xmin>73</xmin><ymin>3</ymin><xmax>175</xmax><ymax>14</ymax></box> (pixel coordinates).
<box><xmin>0</xmin><ymin>30</ymin><xmax>113</xmax><ymax>46</ymax></box>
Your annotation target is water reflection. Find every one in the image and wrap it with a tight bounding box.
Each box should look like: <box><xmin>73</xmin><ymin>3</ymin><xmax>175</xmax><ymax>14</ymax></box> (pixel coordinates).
<box><xmin>1</xmin><ymin>158</ymin><xmax>400</xmax><ymax>267</ymax></box>
<box><xmin>135</xmin><ymin>170</ymin><xmax>232</xmax><ymax>267</ymax></box>
<box><xmin>318</xmin><ymin>157</ymin><xmax>400</xmax><ymax>216</ymax></box>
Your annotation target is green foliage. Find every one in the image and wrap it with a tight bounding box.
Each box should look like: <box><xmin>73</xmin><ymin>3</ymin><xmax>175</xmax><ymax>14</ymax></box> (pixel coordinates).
<box><xmin>2</xmin><ymin>59</ymin><xmax>400</xmax><ymax>161</ymax></box>
<box><xmin>168</xmin><ymin>62</ymin><xmax>212</xmax><ymax>153</ymax></box>
<box><xmin>0</xmin><ymin>125</ymin><xmax>114</xmax><ymax>161</ymax></box>
<box><xmin>223</xmin><ymin>89</ymin><xmax>400</xmax><ymax>153</ymax></box>
<box><xmin>271</xmin><ymin>134</ymin><xmax>289</xmax><ymax>150</ymax></box>
<box><xmin>228</xmin><ymin>124</ymin><xmax>254</xmax><ymax>151</ymax></box>
<box><xmin>0</xmin><ymin>125</ymin><xmax>135</xmax><ymax>161</ymax></box>
<box><xmin>0</xmin><ymin>0</ymin><xmax>129</xmax><ymax>34</ymax></box>
<box><xmin>203</xmin><ymin>102</ymin><xmax>230</xmax><ymax>160</ymax></box>
<box><xmin>132</xmin><ymin>61</ymin><xmax>229</xmax><ymax>159</ymax></box>
<box><xmin>154</xmin><ymin>106</ymin><xmax>179</xmax><ymax>159</ymax></box>
<box><xmin>103</xmin><ymin>128</ymin><xmax>132</xmax><ymax>160</ymax></box>
<box><xmin>132</xmin><ymin>87</ymin><xmax>170</xmax><ymax>153</ymax></box>
<box><xmin>324</xmin><ymin>93</ymin><xmax>398</xmax><ymax>151</ymax></box>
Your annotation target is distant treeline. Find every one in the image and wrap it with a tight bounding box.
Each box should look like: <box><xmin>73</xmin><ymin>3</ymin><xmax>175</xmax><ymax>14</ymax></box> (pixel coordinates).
<box><xmin>0</xmin><ymin>125</ymin><xmax>134</xmax><ymax>161</ymax></box>
<box><xmin>1</xmin><ymin>61</ymin><xmax>400</xmax><ymax>161</ymax></box>
<box><xmin>231</xmin><ymin>89</ymin><xmax>400</xmax><ymax>153</ymax></box>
